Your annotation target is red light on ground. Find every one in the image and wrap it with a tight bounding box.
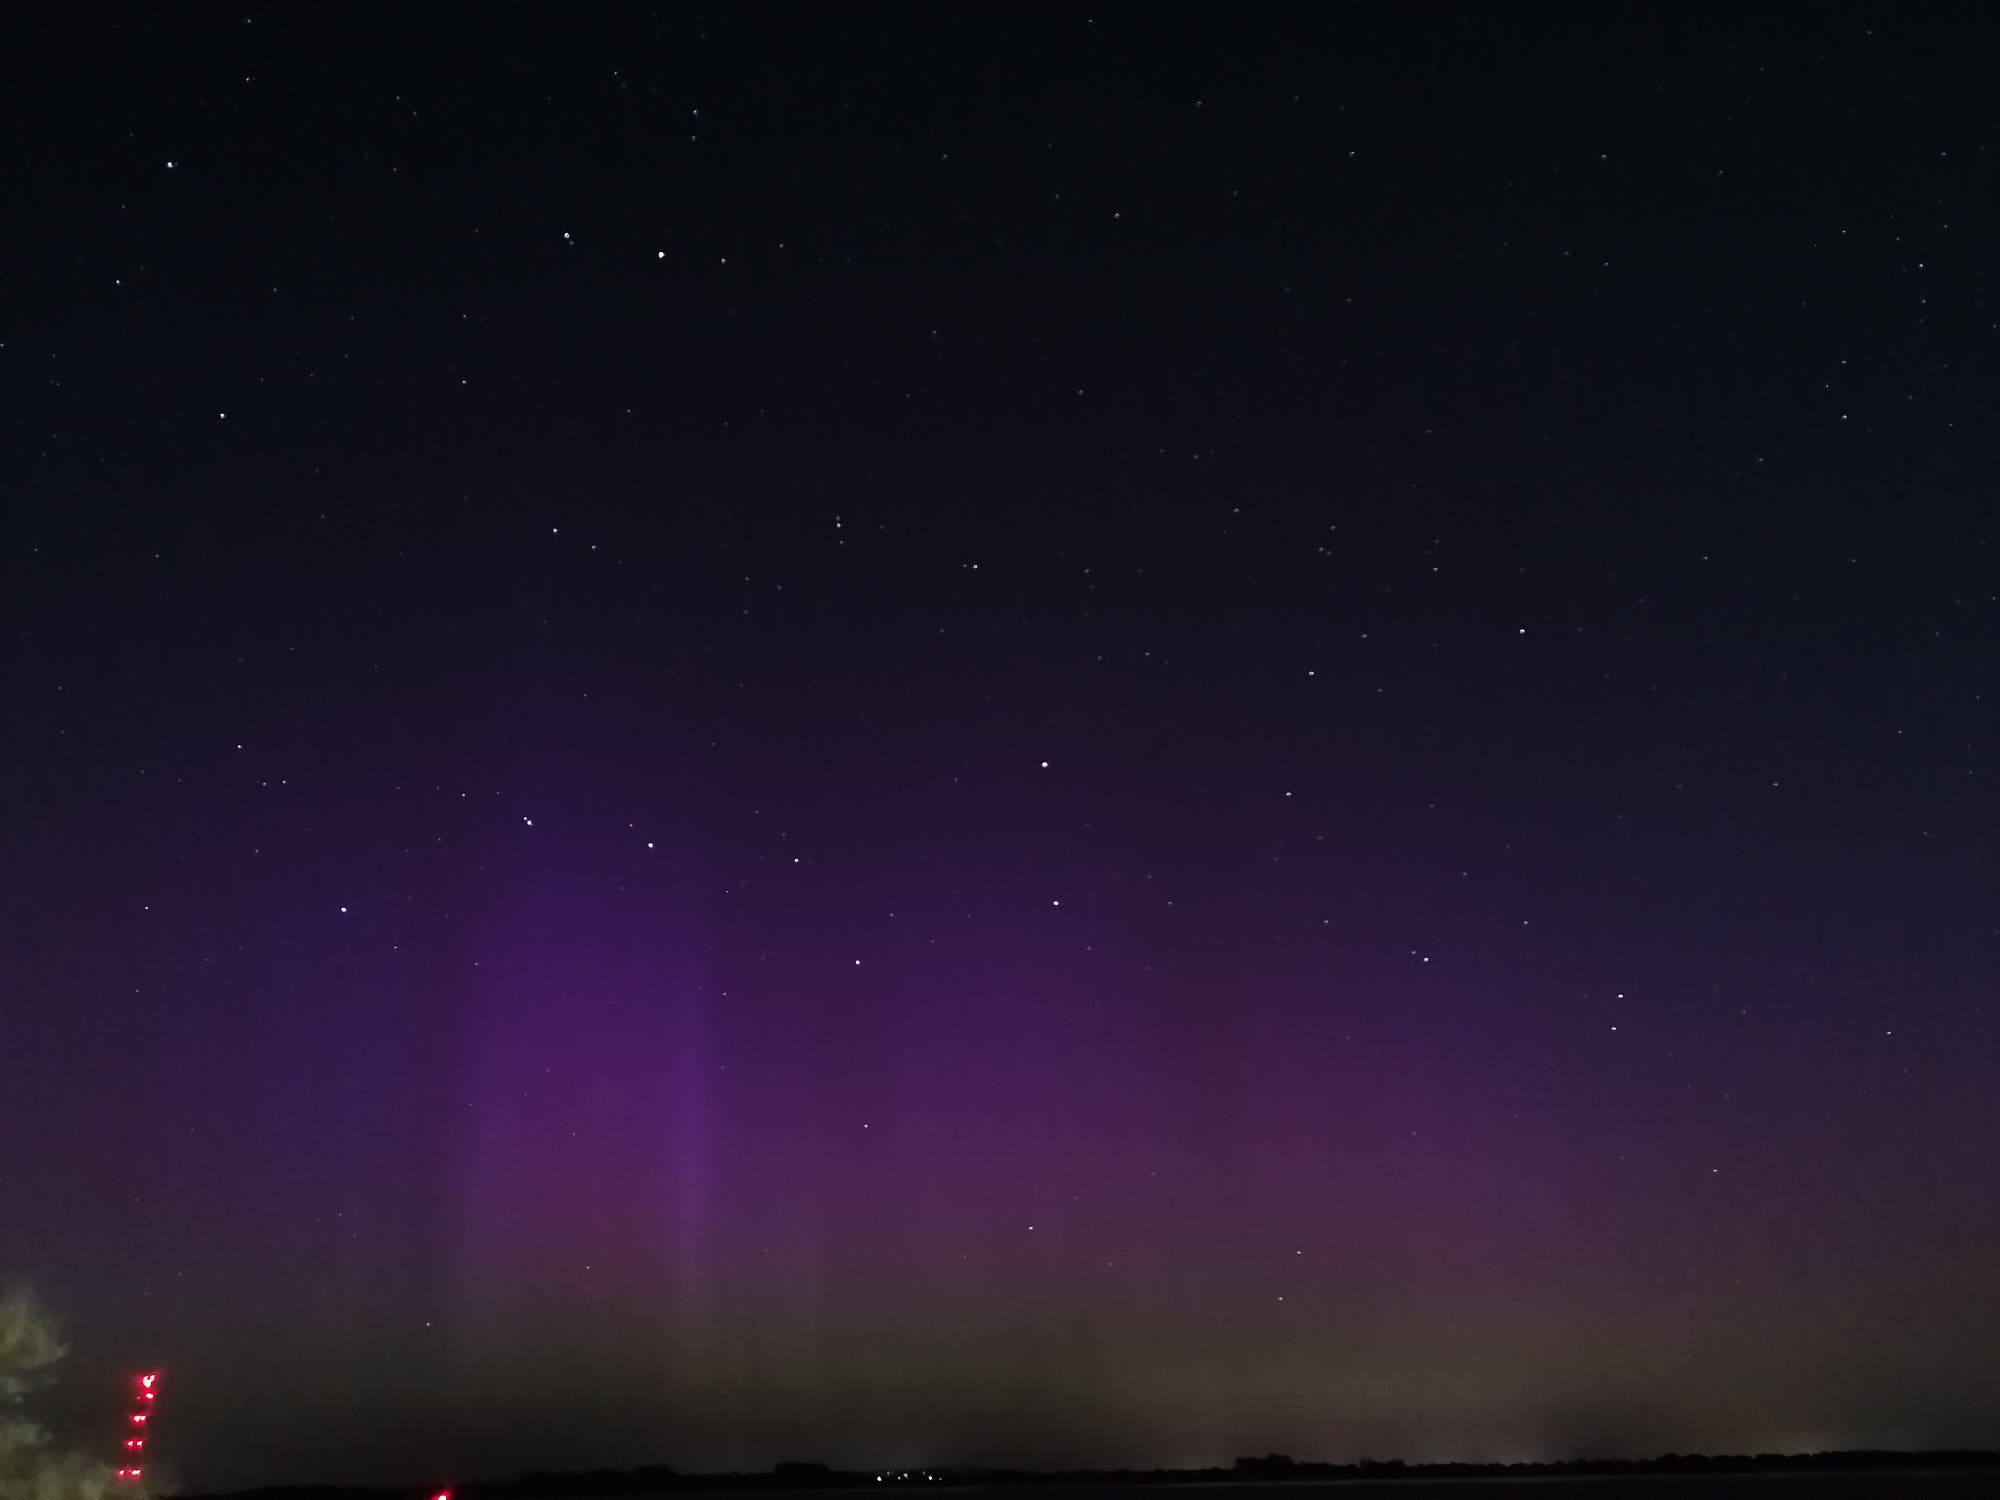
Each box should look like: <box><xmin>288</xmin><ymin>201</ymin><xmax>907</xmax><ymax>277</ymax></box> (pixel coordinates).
<box><xmin>140</xmin><ymin>1390</ymin><xmax>156</xmax><ymax>1401</ymax></box>
<box><xmin>116</xmin><ymin>1468</ymin><xmax>144</xmax><ymax>1480</ymax></box>
<box><xmin>130</xmin><ymin>1414</ymin><xmax>147</xmax><ymax>1425</ymax></box>
<box><xmin>139</xmin><ymin>1374</ymin><xmax>158</xmax><ymax>1391</ymax></box>
<box><xmin>432</xmin><ymin>1489</ymin><xmax>452</xmax><ymax>1500</ymax></box>
<box><xmin>125</xmin><ymin>1440</ymin><xmax>145</xmax><ymax>1451</ymax></box>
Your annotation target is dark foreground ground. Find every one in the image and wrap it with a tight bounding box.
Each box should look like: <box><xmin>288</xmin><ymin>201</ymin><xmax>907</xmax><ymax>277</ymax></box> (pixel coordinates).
<box><xmin>964</xmin><ymin>1481</ymin><xmax>2000</xmax><ymax>1500</ymax></box>
<box><xmin>200</xmin><ymin>1464</ymin><xmax>2000</xmax><ymax>1500</ymax></box>
<box><xmin>627</xmin><ymin>1480</ymin><xmax>2000</xmax><ymax>1500</ymax></box>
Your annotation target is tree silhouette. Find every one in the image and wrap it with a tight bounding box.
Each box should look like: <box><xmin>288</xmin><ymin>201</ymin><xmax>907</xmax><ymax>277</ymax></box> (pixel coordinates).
<box><xmin>0</xmin><ymin>1286</ymin><xmax>126</xmax><ymax>1500</ymax></box>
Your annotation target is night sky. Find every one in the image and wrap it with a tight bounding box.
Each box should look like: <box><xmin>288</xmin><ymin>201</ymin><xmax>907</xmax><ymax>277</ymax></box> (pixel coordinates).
<box><xmin>4</xmin><ymin>3</ymin><xmax>1998</xmax><ymax>1491</ymax></box>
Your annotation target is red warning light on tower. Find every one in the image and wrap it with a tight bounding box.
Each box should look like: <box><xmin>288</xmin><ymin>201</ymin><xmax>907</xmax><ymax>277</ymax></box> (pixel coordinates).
<box><xmin>113</xmin><ymin>1370</ymin><xmax>165</xmax><ymax>1480</ymax></box>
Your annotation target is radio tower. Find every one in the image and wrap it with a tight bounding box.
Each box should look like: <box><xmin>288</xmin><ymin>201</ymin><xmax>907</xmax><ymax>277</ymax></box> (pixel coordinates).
<box><xmin>112</xmin><ymin>1371</ymin><xmax>161</xmax><ymax>1482</ymax></box>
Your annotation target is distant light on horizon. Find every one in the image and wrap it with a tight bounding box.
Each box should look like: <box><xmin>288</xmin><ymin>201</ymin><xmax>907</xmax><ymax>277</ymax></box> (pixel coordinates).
<box><xmin>9</xmin><ymin>5</ymin><xmax>1997</xmax><ymax>1491</ymax></box>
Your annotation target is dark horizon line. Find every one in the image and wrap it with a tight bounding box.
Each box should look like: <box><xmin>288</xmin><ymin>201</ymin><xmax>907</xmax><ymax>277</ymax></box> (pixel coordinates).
<box><xmin>179</xmin><ymin>1447</ymin><xmax>2000</xmax><ymax>1499</ymax></box>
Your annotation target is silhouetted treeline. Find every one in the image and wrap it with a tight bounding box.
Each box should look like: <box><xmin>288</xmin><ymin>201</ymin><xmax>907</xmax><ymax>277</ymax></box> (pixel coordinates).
<box><xmin>1222</xmin><ymin>1449</ymin><xmax>2000</xmax><ymax>1480</ymax></box>
<box><xmin>183</xmin><ymin>1448</ymin><xmax>2000</xmax><ymax>1500</ymax></box>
